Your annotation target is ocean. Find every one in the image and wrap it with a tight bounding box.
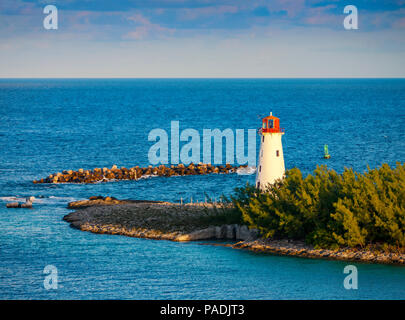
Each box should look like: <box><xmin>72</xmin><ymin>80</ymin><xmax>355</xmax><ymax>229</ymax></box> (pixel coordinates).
<box><xmin>0</xmin><ymin>78</ymin><xmax>404</xmax><ymax>299</ymax></box>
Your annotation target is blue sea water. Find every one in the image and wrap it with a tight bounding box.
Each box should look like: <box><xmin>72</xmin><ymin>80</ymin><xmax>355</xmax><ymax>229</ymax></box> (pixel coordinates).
<box><xmin>0</xmin><ymin>78</ymin><xmax>404</xmax><ymax>300</ymax></box>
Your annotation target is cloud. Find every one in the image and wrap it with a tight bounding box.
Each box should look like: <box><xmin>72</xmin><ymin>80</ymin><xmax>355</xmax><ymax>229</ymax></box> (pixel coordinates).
<box><xmin>177</xmin><ymin>5</ymin><xmax>238</xmax><ymax>21</ymax></box>
<box><xmin>124</xmin><ymin>13</ymin><xmax>175</xmax><ymax>40</ymax></box>
<box><xmin>394</xmin><ymin>16</ymin><xmax>405</xmax><ymax>27</ymax></box>
<box><xmin>6</xmin><ymin>0</ymin><xmax>405</xmax><ymax>79</ymax></box>
<box><xmin>304</xmin><ymin>4</ymin><xmax>339</xmax><ymax>26</ymax></box>
<box><xmin>2</xmin><ymin>0</ymin><xmax>405</xmax><ymax>40</ymax></box>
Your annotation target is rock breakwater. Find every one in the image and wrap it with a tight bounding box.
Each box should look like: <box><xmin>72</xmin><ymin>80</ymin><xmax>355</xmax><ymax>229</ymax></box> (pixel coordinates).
<box><xmin>34</xmin><ymin>163</ymin><xmax>245</xmax><ymax>184</ymax></box>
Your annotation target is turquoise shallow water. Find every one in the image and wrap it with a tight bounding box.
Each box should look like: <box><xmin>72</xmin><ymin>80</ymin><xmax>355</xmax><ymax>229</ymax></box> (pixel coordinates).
<box><xmin>0</xmin><ymin>79</ymin><xmax>404</xmax><ymax>299</ymax></box>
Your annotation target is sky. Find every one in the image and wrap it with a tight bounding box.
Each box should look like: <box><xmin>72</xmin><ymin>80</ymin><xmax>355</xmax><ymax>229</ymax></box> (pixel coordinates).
<box><xmin>0</xmin><ymin>0</ymin><xmax>404</xmax><ymax>78</ymax></box>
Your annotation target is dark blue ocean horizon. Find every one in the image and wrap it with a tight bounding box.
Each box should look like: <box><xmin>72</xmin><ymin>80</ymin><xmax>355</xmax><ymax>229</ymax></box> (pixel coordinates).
<box><xmin>0</xmin><ymin>78</ymin><xmax>404</xmax><ymax>299</ymax></box>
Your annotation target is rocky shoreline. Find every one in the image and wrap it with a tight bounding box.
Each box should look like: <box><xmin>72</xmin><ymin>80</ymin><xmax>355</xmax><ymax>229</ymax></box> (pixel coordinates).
<box><xmin>34</xmin><ymin>163</ymin><xmax>246</xmax><ymax>184</ymax></box>
<box><xmin>64</xmin><ymin>198</ymin><xmax>258</xmax><ymax>242</ymax></box>
<box><xmin>232</xmin><ymin>239</ymin><xmax>405</xmax><ymax>265</ymax></box>
<box><xmin>66</xmin><ymin>196</ymin><xmax>162</xmax><ymax>209</ymax></box>
<box><xmin>63</xmin><ymin>198</ymin><xmax>405</xmax><ymax>265</ymax></box>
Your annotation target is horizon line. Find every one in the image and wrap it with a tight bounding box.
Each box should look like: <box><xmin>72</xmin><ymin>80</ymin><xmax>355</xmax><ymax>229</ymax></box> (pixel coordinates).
<box><xmin>1</xmin><ymin>77</ymin><xmax>405</xmax><ymax>80</ymax></box>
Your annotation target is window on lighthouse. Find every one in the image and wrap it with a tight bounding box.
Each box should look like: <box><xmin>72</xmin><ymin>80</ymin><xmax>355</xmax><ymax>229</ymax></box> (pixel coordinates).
<box><xmin>276</xmin><ymin>150</ymin><xmax>280</xmax><ymax>157</ymax></box>
<box><xmin>268</xmin><ymin>119</ymin><xmax>274</xmax><ymax>128</ymax></box>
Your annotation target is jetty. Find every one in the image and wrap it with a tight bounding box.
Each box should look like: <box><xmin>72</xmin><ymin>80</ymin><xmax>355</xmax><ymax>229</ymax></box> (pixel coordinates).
<box><xmin>63</xmin><ymin>197</ymin><xmax>258</xmax><ymax>242</ymax></box>
<box><xmin>63</xmin><ymin>196</ymin><xmax>405</xmax><ymax>265</ymax></box>
<box><xmin>33</xmin><ymin>163</ymin><xmax>246</xmax><ymax>184</ymax></box>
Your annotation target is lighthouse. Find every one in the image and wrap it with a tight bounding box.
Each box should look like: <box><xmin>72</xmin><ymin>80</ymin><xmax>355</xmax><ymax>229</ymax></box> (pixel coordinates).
<box><xmin>255</xmin><ymin>112</ymin><xmax>285</xmax><ymax>190</ymax></box>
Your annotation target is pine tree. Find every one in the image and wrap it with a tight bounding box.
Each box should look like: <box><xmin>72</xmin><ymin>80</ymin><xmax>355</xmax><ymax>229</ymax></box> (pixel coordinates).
<box><xmin>232</xmin><ymin>163</ymin><xmax>405</xmax><ymax>249</ymax></box>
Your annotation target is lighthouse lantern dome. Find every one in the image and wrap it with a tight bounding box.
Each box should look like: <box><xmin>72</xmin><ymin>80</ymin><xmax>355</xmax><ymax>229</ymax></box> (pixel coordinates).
<box><xmin>261</xmin><ymin>113</ymin><xmax>283</xmax><ymax>134</ymax></box>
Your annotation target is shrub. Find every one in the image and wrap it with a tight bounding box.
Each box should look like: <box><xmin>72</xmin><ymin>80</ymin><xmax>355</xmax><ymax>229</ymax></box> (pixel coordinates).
<box><xmin>231</xmin><ymin>163</ymin><xmax>405</xmax><ymax>249</ymax></box>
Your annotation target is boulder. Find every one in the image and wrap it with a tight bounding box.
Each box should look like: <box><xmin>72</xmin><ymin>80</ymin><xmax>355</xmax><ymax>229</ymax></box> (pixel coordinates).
<box><xmin>236</xmin><ymin>225</ymin><xmax>258</xmax><ymax>241</ymax></box>
<box><xmin>106</xmin><ymin>173</ymin><xmax>115</xmax><ymax>179</ymax></box>
<box><xmin>89</xmin><ymin>196</ymin><xmax>103</xmax><ymax>200</ymax></box>
<box><xmin>225</xmin><ymin>224</ymin><xmax>236</xmax><ymax>239</ymax></box>
<box><xmin>6</xmin><ymin>199</ymin><xmax>33</xmax><ymax>208</ymax></box>
<box><xmin>6</xmin><ymin>202</ymin><xmax>19</xmax><ymax>208</ymax></box>
<box><xmin>215</xmin><ymin>226</ymin><xmax>223</xmax><ymax>239</ymax></box>
<box><xmin>176</xmin><ymin>227</ymin><xmax>217</xmax><ymax>241</ymax></box>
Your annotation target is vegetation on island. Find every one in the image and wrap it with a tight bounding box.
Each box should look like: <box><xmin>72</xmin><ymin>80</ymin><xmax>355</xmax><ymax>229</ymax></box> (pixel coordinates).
<box><xmin>230</xmin><ymin>163</ymin><xmax>405</xmax><ymax>251</ymax></box>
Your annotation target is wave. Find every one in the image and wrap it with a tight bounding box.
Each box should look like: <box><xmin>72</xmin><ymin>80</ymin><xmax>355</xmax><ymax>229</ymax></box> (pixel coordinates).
<box><xmin>236</xmin><ymin>166</ymin><xmax>256</xmax><ymax>175</ymax></box>
<box><xmin>0</xmin><ymin>195</ymin><xmax>79</xmax><ymax>205</ymax></box>
<box><xmin>47</xmin><ymin>196</ymin><xmax>79</xmax><ymax>203</ymax></box>
<box><xmin>0</xmin><ymin>196</ymin><xmax>29</xmax><ymax>203</ymax></box>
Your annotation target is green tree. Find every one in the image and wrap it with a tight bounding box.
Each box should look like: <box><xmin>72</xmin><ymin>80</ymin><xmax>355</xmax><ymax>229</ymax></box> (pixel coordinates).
<box><xmin>232</xmin><ymin>163</ymin><xmax>405</xmax><ymax>250</ymax></box>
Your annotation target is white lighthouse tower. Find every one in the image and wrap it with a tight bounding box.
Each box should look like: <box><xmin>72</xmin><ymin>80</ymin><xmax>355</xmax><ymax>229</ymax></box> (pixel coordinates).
<box><xmin>255</xmin><ymin>112</ymin><xmax>285</xmax><ymax>190</ymax></box>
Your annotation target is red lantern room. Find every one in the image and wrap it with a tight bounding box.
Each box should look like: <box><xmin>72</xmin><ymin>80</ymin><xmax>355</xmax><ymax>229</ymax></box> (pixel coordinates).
<box><xmin>261</xmin><ymin>112</ymin><xmax>284</xmax><ymax>133</ymax></box>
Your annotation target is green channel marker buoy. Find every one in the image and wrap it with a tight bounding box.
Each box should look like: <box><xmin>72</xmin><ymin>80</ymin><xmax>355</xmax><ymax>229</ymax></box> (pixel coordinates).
<box><xmin>324</xmin><ymin>144</ymin><xmax>331</xmax><ymax>159</ymax></box>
